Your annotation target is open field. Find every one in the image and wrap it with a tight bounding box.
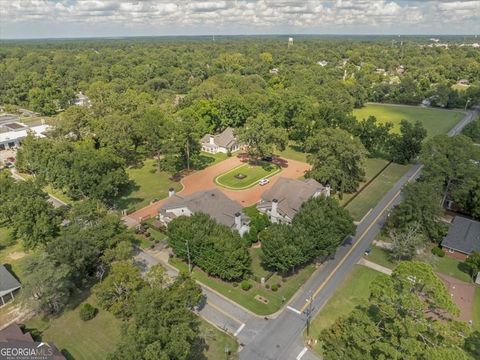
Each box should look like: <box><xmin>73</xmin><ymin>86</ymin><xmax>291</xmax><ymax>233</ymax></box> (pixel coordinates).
<box><xmin>116</xmin><ymin>159</ymin><xmax>182</xmax><ymax>213</ymax></box>
<box><xmin>345</xmin><ymin>162</ymin><xmax>411</xmax><ymax>221</ymax></box>
<box><xmin>215</xmin><ymin>162</ymin><xmax>281</xmax><ymax>190</ymax></box>
<box><xmin>170</xmin><ymin>257</ymin><xmax>315</xmax><ymax>315</ymax></box>
<box><xmin>26</xmin><ymin>292</ymin><xmax>238</xmax><ymax>360</ymax></box>
<box><xmin>353</xmin><ymin>103</ymin><xmax>464</xmax><ymax>137</ymax></box>
<box><xmin>307</xmin><ymin>265</ymin><xmax>386</xmax><ymax>354</ymax></box>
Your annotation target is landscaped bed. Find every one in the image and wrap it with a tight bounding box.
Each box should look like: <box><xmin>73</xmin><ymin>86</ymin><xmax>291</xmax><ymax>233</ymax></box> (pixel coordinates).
<box><xmin>214</xmin><ymin>161</ymin><xmax>281</xmax><ymax>190</ymax></box>
<box><xmin>169</xmin><ymin>257</ymin><xmax>315</xmax><ymax>315</ymax></box>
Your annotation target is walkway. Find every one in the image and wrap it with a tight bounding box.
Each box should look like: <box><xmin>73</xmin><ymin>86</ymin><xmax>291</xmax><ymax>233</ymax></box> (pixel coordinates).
<box><xmin>357</xmin><ymin>258</ymin><xmax>392</xmax><ymax>275</ymax></box>
<box><xmin>124</xmin><ymin>154</ymin><xmax>310</xmax><ymax>225</ymax></box>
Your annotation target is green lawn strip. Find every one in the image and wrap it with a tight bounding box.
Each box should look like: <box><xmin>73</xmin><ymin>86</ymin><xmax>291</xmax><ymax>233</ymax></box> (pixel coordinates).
<box><xmin>365</xmin><ymin>245</ymin><xmax>472</xmax><ymax>283</ymax></box>
<box><xmin>198</xmin><ymin>151</ymin><xmax>230</xmax><ymax>167</ymax></box>
<box><xmin>307</xmin><ymin>265</ymin><xmax>387</xmax><ymax>354</ymax></box>
<box><xmin>473</xmin><ymin>287</ymin><xmax>480</xmax><ymax>332</ymax></box>
<box><xmin>197</xmin><ymin>317</ymin><xmax>239</xmax><ymax>360</ymax></box>
<box><xmin>215</xmin><ymin>162</ymin><xmax>281</xmax><ymax>190</ymax></box>
<box><xmin>345</xmin><ymin>163</ymin><xmax>411</xmax><ymax>221</ymax></box>
<box><xmin>0</xmin><ymin>226</ymin><xmax>31</xmax><ymax>282</ymax></box>
<box><xmin>26</xmin><ymin>294</ymin><xmax>122</xmax><ymax>360</ymax></box>
<box><xmin>353</xmin><ymin>103</ymin><xmax>464</xmax><ymax>138</ymax></box>
<box><xmin>277</xmin><ymin>143</ymin><xmax>308</xmax><ymax>163</ymax></box>
<box><xmin>249</xmin><ymin>247</ymin><xmax>271</xmax><ymax>280</ymax></box>
<box><xmin>43</xmin><ymin>185</ymin><xmax>72</xmax><ymax>204</ymax></box>
<box><xmin>170</xmin><ymin>257</ymin><xmax>315</xmax><ymax>315</ymax></box>
<box><xmin>117</xmin><ymin>158</ymin><xmax>182</xmax><ymax>213</ymax></box>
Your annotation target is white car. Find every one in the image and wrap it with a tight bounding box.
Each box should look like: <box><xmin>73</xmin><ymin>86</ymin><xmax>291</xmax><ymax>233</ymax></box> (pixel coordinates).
<box><xmin>258</xmin><ymin>178</ymin><xmax>269</xmax><ymax>186</ymax></box>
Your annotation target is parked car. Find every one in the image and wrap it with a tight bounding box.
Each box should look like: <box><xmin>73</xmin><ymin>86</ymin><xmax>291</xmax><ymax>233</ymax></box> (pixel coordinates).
<box><xmin>259</xmin><ymin>178</ymin><xmax>270</xmax><ymax>186</ymax></box>
<box><xmin>4</xmin><ymin>162</ymin><xmax>14</xmax><ymax>169</ymax></box>
<box><xmin>262</xmin><ymin>156</ymin><xmax>273</xmax><ymax>162</ymax></box>
<box><xmin>364</xmin><ymin>246</ymin><xmax>372</xmax><ymax>256</ymax></box>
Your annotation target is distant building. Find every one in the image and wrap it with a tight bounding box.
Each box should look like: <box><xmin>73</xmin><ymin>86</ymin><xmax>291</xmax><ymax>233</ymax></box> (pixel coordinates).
<box><xmin>0</xmin><ymin>264</ymin><xmax>21</xmax><ymax>307</ymax></box>
<box><xmin>269</xmin><ymin>68</ymin><xmax>279</xmax><ymax>75</ymax></box>
<box><xmin>375</xmin><ymin>68</ymin><xmax>387</xmax><ymax>76</ymax></box>
<box><xmin>317</xmin><ymin>60</ymin><xmax>328</xmax><ymax>67</ymax></box>
<box><xmin>396</xmin><ymin>65</ymin><xmax>405</xmax><ymax>75</ymax></box>
<box><xmin>201</xmin><ymin>127</ymin><xmax>240</xmax><ymax>154</ymax></box>
<box><xmin>457</xmin><ymin>79</ymin><xmax>470</xmax><ymax>86</ymax></box>
<box><xmin>288</xmin><ymin>37</ymin><xmax>293</xmax><ymax>48</ymax></box>
<box><xmin>158</xmin><ymin>189</ymin><xmax>250</xmax><ymax>236</ymax></box>
<box><xmin>0</xmin><ymin>122</ymin><xmax>50</xmax><ymax>150</ymax></box>
<box><xmin>0</xmin><ymin>323</ymin><xmax>66</xmax><ymax>360</ymax></box>
<box><xmin>441</xmin><ymin>216</ymin><xmax>480</xmax><ymax>260</ymax></box>
<box><xmin>257</xmin><ymin>177</ymin><xmax>330</xmax><ymax>224</ymax></box>
<box><xmin>74</xmin><ymin>91</ymin><xmax>91</xmax><ymax>107</ymax></box>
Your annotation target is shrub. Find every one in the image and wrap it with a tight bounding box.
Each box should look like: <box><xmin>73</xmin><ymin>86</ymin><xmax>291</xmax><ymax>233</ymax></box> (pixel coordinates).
<box><xmin>431</xmin><ymin>247</ymin><xmax>445</xmax><ymax>257</ymax></box>
<box><xmin>240</xmin><ymin>280</ymin><xmax>252</xmax><ymax>291</ymax></box>
<box><xmin>149</xmin><ymin>169</ymin><xmax>156</xmax><ymax>174</ymax></box>
<box><xmin>265</xmin><ymin>284</ymin><xmax>270</xmax><ymax>289</ymax></box>
<box><xmin>271</xmin><ymin>284</ymin><xmax>279</xmax><ymax>292</ymax></box>
<box><xmin>79</xmin><ymin>303</ymin><xmax>97</xmax><ymax>321</ymax></box>
<box><xmin>276</xmin><ymin>283</ymin><xmax>281</xmax><ymax>288</ymax></box>
<box><xmin>232</xmin><ymin>282</ymin><xmax>238</xmax><ymax>287</ymax></box>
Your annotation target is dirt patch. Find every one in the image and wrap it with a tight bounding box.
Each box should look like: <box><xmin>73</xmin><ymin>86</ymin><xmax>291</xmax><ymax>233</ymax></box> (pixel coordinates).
<box><xmin>255</xmin><ymin>295</ymin><xmax>269</xmax><ymax>304</ymax></box>
<box><xmin>437</xmin><ymin>273</ymin><xmax>476</xmax><ymax>322</ymax></box>
<box><xmin>7</xmin><ymin>251</ymin><xmax>26</xmax><ymax>260</ymax></box>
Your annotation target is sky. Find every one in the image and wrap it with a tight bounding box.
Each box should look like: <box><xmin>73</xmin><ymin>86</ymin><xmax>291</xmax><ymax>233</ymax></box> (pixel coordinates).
<box><xmin>1</xmin><ymin>0</ymin><xmax>479</xmax><ymax>39</ymax></box>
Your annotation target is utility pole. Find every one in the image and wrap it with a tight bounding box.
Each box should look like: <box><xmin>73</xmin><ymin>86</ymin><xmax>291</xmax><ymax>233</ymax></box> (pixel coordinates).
<box><xmin>465</xmin><ymin>97</ymin><xmax>471</xmax><ymax>111</ymax></box>
<box><xmin>305</xmin><ymin>292</ymin><xmax>314</xmax><ymax>337</ymax></box>
<box><xmin>185</xmin><ymin>239</ymin><xmax>192</xmax><ymax>273</ymax></box>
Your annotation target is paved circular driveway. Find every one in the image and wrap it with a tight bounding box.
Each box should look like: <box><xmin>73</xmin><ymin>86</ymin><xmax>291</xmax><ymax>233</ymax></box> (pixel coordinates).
<box><xmin>126</xmin><ymin>154</ymin><xmax>310</xmax><ymax>224</ymax></box>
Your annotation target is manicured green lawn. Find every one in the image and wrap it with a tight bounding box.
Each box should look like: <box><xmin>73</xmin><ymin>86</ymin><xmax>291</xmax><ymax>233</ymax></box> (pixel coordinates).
<box><xmin>277</xmin><ymin>143</ymin><xmax>308</xmax><ymax>163</ymax></box>
<box><xmin>196</xmin><ymin>318</ymin><xmax>238</xmax><ymax>360</ymax></box>
<box><xmin>307</xmin><ymin>265</ymin><xmax>386</xmax><ymax>354</ymax></box>
<box><xmin>198</xmin><ymin>151</ymin><xmax>229</xmax><ymax>167</ymax></box>
<box><xmin>364</xmin><ymin>245</ymin><xmax>396</xmax><ymax>269</ymax></box>
<box><xmin>170</xmin><ymin>257</ymin><xmax>315</xmax><ymax>315</ymax></box>
<box><xmin>0</xmin><ymin>225</ymin><xmax>31</xmax><ymax>282</ymax></box>
<box><xmin>345</xmin><ymin>162</ymin><xmax>411</xmax><ymax>221</ymax></box>
<box><xmin>473</xmin><ymin>287</ymin><xmax>480</xmax><ymax>332</ymax></box>
<box><xmin>353</xmin><ymin>103</ymin><xmax>464</xmax><ymax>138</ymax></box>
<box><xmin>115</xmin><ymin>159</ymin><xmax>182</xmax><ymax>213</ymax></box>
<box><xmin>26</xmin><ymin>293</ymin><xmax>237</xmax><ymax>360</ymax></box>
<box><xmin>215</xmin><ymin>162</ymin><xmax>281</xmax><ymax>190</ymax></box>
<box><xmin>44</xmin><ymin>185</ymin><xmax>72</xmax><ymax>204</ymax></box>
<box><xmin>249</xmin><ymin>247</ymin><xmax>271</xmax><ymax>280</ymax></box>
<box><xmin>26</xmin><ymin>294</ymin><xmax>122</xmax><ymax>360</ymax></box>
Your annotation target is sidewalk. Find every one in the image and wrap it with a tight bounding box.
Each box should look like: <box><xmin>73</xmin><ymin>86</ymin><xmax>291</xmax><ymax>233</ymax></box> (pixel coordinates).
<box><xmin>357</xmin><ymin>258</ymin><xmax>392</xmax><ymax>275</ymax></box>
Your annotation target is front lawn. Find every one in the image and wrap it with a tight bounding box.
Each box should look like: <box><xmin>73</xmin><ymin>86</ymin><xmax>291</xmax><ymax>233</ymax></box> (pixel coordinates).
<box><xmin>307</xmin><ymin>265</ymin><xmax>386</xmax><ymax>354</ymax></box>
<box><xmin>277</xmin><ymin>143</ymin><xmax>308</xmax><ymax>163</ymax></box>
<box><xmin>353</xmin><ymin>103</ymin><xmax>464</xmax><ymax>138</ymax></box>
<box><xmin>345</xmin><ymin>162</ymin><xmax>411</xmax><ymax>221</ymax></box>
<box><xmin>170</xmin><ymin>257</ymin><xmax>315</xmax><ymax>315</ymax></box>
<box><xmin>26</xmin><ymin>292</ymin><xmax>238</xmax><ymax>360</ymax></box>
<box><xmin>215</xmin><ymin>162</ymin><xmax>281</xmax><ymax>190</ymax></box>
<box><xmin>198</xmin><ymin>151</ymin><xmax>229</xmax><ymax>168</ymax></box>
<box><xmin>115</xmin><ymin>159</ymin><xmax>182</xmax><ymax>213</ymax></box>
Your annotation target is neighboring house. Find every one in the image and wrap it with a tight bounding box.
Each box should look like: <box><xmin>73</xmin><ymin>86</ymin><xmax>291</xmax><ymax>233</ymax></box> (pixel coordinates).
<box><xmin>74</xmin><ymin>91</ymin><xmax>91</xmax><ymax>107</ymax></box>
<box><xmin>158</xmin><ymin>188</ymin><xmax>250</xmax><ymax>236</ymax></box>
<box><xmin>317</xmin><ymin>60</ymin><xmax>328</xmax><ymax>67</ymax></box>
<box><xmin>257</xmin><ymin>177</ymin><xmax>330</xmax><ymax>224</ymax></box>
<box><xmin>0</xmin><ymin>264</ymin><xmax>21</xmax><ymax>307</ymax></box>
<box><xmin>269</xmin><ymin>68</ymin><xmax>279</xmax><ymax>75</ymax></box>
<box><xmin>0</xmin><ymin>323</ymin><xmax>66</xmax><ymax>360</ymax></box>
<box><xmin>0</xmin><ymin>122</ymin><xmax>50</xmax><ymax>150</ymax></box>
<box><xmin>201</xmin><ymin>127</ymin><xmax>240</xmax><ymax>154</ymax></box>
<box><xmin>441</xmin><ymin>216</ymin><xmax>480</xmax><ymax>260</ymax></box>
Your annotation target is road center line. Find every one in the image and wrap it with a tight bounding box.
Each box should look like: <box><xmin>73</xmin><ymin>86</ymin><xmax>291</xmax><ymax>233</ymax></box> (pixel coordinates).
<box><xmin>287</xmin><ymin>306</ymin><xmax>302</xmax><ymax>315</ymax></box>
<box><xmin>206</xmin><ymin>300</ymin><xmax>243</xmax><ymax>325</ymax></box>
<box><xmin>233</xmin><ymin>323</ymin><xmax>245</xmax><ymax>336</ymax></box>
<box><xmin>300</xmin><ymin>165</ymin><xmax>422</xmax><ymax>313</ymax></box>
<box><xmin>296</xmin><ymin>347</ymin><xmax>308</xmax><ymax>360</ymax></box>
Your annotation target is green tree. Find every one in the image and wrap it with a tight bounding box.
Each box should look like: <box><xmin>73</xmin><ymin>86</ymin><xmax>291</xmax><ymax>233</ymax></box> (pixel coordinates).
<box><xmin>236</xmin><ymin>114</ymin><xmax>288</xmax><ymax>160</ymax></box>
<box><xmin>260</xmin><ymin>224</ymin><xmax>301</xmax><ymax>274</ymax></box>
<box><xmin>320</xmin><ymin>262</ymin><xmax>470</xmax><ymax>360</ymax></box>
<box><xmin>388</xmin><ymin>222</ymin><xmax>424</xmax><ymax>261</ymax></box>
<box><xmin>305</xmin><ymin>128</ymin><xmax>367</xmax><ymax>194</ymax></box>
<box><xmin>389</xmin><ymin>120</ymin><xmax>427</xmax><ymax>164</ymax></box>
<box><xmin>353</xmin><ymin>115</ymin><xmax>393</xmax><ymax>155</ymax></box>
<box><xmin>465</xmin><ymin>252</ymin><xmax>480</xmax><ymax>282</ymax></box>
<box><xmin>94</xmin><ymin>261</ymin><xmax>144</xmax><ymax>319</ymax></box>
<box><xmin>462</xmin><ymin>117</ymin><xmax>480</xmax><ymax>143</ymax></box>
<box><xmin>21</xmin><ymin>252</ymin><xmax>72</xmax><ymax>314</ymax></box>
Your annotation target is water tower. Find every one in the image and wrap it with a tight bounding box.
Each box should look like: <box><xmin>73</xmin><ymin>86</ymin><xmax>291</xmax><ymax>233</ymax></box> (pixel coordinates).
<box><xmin>288</xmin><ymin>37</ymin><xmax>293</xmax><ymax>48</ymax></box>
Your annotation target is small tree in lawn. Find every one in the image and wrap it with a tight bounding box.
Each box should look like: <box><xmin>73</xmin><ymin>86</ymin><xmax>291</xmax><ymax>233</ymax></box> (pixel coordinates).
<box><xmin>389</xmin><ymin>222</ymin><xmax>424</xmax><ymax>261</ymax></box>
<box><xmin>465</xmin><ymin>252</ymin><xmax>480</xmax><ymax>282</ymax></box>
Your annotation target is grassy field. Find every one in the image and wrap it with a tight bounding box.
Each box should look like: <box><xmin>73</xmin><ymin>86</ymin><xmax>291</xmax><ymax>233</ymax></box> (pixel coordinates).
<box><xmin>345</xmin><ymin>162</ymin><xmax>411</xmax><ymax>221</ymax></box>
<box><xmin>307</xmin><ymin>265</ymin><xmax>386</xmax><ymax>354</ymax></box>
<box><xmin>0</xmin><ymin>225</ymin><xmax>31</xmax><ymax>282</ymax></box>
<box><xmin>26</xmin><ymin>293</ymin><xmax>238</xmax><ymax>360</ymax></box>
<box><xmin>115</xmin><ymin>159</ymin><xmax>182</xmax><ymax>213</ymax></box>
<box><xmin>215</xmin><ymin>162</ymin><xmax>281</xmax><ymax>190</ymax></box>
<box><xmin>353</xmin><ymin>103</ymin><xmax>464</xmax><ymax>137</ymax></box>
<box><xmin>277</xmin><ymin>143</ymin><xmax>307</xmax><ymax>163</ymax></box>
<box><xmin>365</xmin><ymin>245</ymin><xmax>472</xmax><ymax>283</ymax></box>
<box><xmin>170</xmin><ymin>257</ymin><xmax>315</xmax><ymax>315</ymax></box>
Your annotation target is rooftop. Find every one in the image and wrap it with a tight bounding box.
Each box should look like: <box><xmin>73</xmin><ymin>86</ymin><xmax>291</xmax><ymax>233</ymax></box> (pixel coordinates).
<box><xmin>201</xmin><ymin>127</ymin><xmax>237</xmax><ymax>149</ymax></box>
<box><xmin>0</xmin><ymin>264</ymin><xmax>21</xmax><ymax>294</ymax></box>
<box><xmin>441</xmin><ymin>216</ymin><xmax>480</xmax><ymax>255</ymax></box>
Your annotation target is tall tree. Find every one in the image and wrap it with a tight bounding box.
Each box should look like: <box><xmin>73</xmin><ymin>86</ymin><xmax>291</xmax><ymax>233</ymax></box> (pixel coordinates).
<box><xmin>389</xmin><ymin>120</ymin><xmax>427</xmax><ymax>164</ymax></box>
<box><xmin>305</xmin><ymin>127</ymin><xmax>367</xmax><ymax>194</ymax></box>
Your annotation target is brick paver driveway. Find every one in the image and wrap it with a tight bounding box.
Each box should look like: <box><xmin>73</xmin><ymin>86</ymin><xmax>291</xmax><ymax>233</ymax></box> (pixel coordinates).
<box><xmin>125</xmin><ymin>154</ymin><xmax>310</xmax><ymax>225</ymax></box>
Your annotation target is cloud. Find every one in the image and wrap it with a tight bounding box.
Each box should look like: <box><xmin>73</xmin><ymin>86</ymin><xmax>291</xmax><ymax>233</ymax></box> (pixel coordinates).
<box><xmin>1</xmin><ymin>0</ymin><xmax>479</xmax><ymax>38</ymax></box>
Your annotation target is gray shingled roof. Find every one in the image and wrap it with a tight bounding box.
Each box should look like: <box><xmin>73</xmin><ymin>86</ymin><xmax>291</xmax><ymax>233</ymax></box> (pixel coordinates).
<box><xmin>201</xmin><ymin>127</ymin><xmax>237</xmax><ymax>148</ymax></box>
<box><xmin>441</xmin><ymin>216</ymin><xmax>480</xmax><ymax>255</ymax></box>
<box><xmin>0</xmin><ymin>264</ymin><xmax>21</xmax><ymax>295</ymax></box>
<box><xmin>260</xmin><ymin>177</ymin><xmax>324</xmax><ymax>219</ymax></box>
<box><xmin>159</xmin><ymin>189</ymin><xmax>248</xmax><ymax>229</ymax></box>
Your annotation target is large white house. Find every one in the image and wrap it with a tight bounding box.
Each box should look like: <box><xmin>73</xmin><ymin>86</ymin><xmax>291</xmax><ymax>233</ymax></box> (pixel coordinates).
<box><xmin>201</xmin><ymin>127</ymin><xmax>240</xmax><ymax>154</ymax></box>
<box><xmin>0</xmin><ymin>122</ymin><xmax>50</xmax><ymax>150</ymax></box>
<box><xmin>257</xmin><ymin>177</ymin><xmax>330</xmax><ymax>224</ymax></box>
<box><xmin>158</xmin><ymin>188</ymin><xmax>250</xmax><ymax>236</ymax></box>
